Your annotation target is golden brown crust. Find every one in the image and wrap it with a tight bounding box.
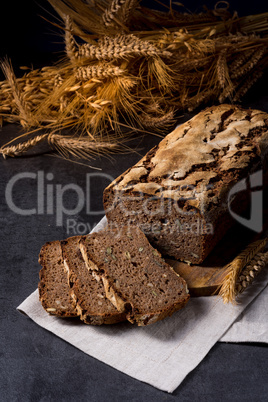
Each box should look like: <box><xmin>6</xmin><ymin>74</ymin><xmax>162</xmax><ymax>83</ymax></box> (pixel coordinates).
<box><xmin>105</xmin><ymin>105</ymin><xmax>268</xmax><ymax>212</ymax></box>
<box><xmin>103</xmin><ymin>105</ymin><xmax>268</xmax><ymax>263</ymax></box>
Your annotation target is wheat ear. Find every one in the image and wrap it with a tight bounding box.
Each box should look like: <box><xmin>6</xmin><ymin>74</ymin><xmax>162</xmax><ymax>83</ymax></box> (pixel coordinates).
<box><xmin>1</xmin><ymin>60</ymin><xmax>32</xmax><ymax>127</ymax></box>
<box><xmin>230</xmin><ymin>47</ymin><xmax>265</xmax><ymax>79</ymax></box>
<box><xmin>228</xmin><ymin>49</ymin><xmax>255</xmax><ymax>71</ymax></box>
<box><xmin>102</xmin><ymin>0</ymin><xmax>126</xmax><ymax>27</ymax></box>
<box><xmin>218</xmin><ymin>238</ymin><xmax>267</xmax><ymax>304</ymax></box>
<box><xmin>49</xmin><ymin>134</ymin><xmax>120</xmax><ymax>159</ymax></box>
<box><xmin>216</xmin><ymin>49</ymin><xmax>228</xmax><ymax>88</ymax></box>
<box><xmin>186</xmin><ymin>88</ymin><xmax>215</xmax><ymax>112</ymax></box>
<box><xmin>120</xmin><ymin>0</ymin><xmax>139</xmax><ymax>25</ymax></box>
<box><xmin>78</xmin><ymin>34</ymin><xmax>171</xmax><ymax>61</ymax></box>
<box><xmin>233</xmin><ymin>70</ymin><xmax>263</xmax><ymax>102</ymax></box>
<box><xmin>64</xmin><ymin>15</ymin><xmax>79</xmax><ymax>64</ymax></box>
<box><xmin>0</xmin><ymin>133</ymin><xmax>120</xmax><ymax>160</ymax></box>
<box><xmin>0</xmin><ymin>134</ymin><xmax>49</xmax><ymax>158</ymax></box>
<box><xmin>140</xmin><ymin>109</ymin><xmax>175</xmax><ymax>129</ymax></box>
<box><xmin>75</xmin><ymin>65</ymin><xmax>124</xmax><ymax>81</ymax></box>
<box><xmin>236</xmin><ymin>251</ymin><xmax>268</xmax><ymax>295</ymax></box>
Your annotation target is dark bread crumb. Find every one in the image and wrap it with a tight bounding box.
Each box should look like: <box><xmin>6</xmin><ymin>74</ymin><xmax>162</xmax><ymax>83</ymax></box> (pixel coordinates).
<box><xmin>61</xmin><ymin>236</ymin><xmax>126</xmax><ymax>325</ymax></box>
<box><xmin>38</xmin><ymin>241</ymin><xmax>77</xmax><ymax>317</ymax></box>
<box><xmin>80</xmin><ymin>226</ymin><xmax>190</xmax><ymax>326</ymax></box>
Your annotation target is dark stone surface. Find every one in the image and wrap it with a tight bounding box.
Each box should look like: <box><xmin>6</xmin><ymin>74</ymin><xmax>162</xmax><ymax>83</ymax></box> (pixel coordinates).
<box><xmin>0</xmin><ymin>1</ymin><xmax>268</xmax><ymax>400</ymax></box>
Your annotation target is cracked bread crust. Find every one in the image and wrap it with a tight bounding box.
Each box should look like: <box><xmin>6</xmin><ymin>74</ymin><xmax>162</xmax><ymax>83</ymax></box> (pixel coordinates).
<box><xmin>104</xmin><ymin>105</ymin><xmax>268</xmax><ymax>263</ymax></box>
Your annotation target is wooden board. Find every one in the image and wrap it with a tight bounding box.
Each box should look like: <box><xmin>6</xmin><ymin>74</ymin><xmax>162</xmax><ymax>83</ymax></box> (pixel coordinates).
<box><xmin>165</xmin><ymin>207</ymin><xmax>268</xmax><ymax>296</ymax></box>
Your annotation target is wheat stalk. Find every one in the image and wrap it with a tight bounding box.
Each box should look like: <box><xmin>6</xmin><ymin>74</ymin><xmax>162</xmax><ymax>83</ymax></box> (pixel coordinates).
<box><xmin>0</xmin><ymin>132</ymin><xmax>121</xmax><ymax>160</ymax></box>
<box><xmin>218</xmin><ymin>238</ymin><xmax>267</xmax><ymax>304</ymax></box>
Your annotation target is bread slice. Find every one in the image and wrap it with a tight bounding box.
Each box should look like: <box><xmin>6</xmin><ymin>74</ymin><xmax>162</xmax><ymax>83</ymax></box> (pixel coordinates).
<box><xmin>79</xmin><ymin>226</ymin><xmax>190</xmax><ymax>326</ymax></box>
<box><xmin>38</xmin><ymin>241</ymin><xmax>77</xmax><ymax>317</ymax></box>
<box><xmin>61</xmin><ymin>236</ymin><xmax>126</xmax><ymax>325</ymax></box>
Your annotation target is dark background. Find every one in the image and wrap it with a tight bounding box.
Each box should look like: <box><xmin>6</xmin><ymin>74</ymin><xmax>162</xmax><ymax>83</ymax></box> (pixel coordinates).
<box><xmin>1</xmin><ymin>0</ymin><xmax>268</xmax><ymax>76</ymax></box>
<box><xmin>0</xmin><ymin>1</ymin><xmax>268</xmax><ymax>401</ymax></box>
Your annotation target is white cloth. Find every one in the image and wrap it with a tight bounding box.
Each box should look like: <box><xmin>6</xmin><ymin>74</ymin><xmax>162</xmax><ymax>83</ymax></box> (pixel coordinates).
<box><xmin>17</xmin><ymin>216</ymin><xmax>268</xmax><ymax>393</ymax></box>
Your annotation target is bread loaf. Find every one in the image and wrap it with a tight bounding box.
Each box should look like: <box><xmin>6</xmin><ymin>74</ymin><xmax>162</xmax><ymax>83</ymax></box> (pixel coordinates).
<box><xmin>103</xmin><ymin>105</ymin><xmax>268</xmax><ymax>264</ymax></box>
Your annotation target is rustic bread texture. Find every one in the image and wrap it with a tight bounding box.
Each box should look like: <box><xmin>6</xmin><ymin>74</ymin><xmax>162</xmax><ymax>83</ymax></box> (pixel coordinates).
<box><xmin>79</xmin><ymin>226</ymin><xmax>190</xmax><ymax>326</ymax></box>
<box><xmin>61</xmin><ymin>236</ymin><xmax>126</xmax><ymax>325</ymax></box>
<box><xmin>103</xmin><ymin>105</ymin><xmax>268</xmax><ymax>264</ymax></box>
<box><xmin>38</xmin><ymin>241</ymin><xmax>77</xmax><ymax>317</ymax></box>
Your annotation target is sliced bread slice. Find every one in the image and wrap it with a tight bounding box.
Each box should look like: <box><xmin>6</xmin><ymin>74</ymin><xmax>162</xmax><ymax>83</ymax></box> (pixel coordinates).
<box><xmin>61</xmin><ymin>236</ymin><xmax>126</xmax><ymax>325</ymax></box>
<box><xmin>79</xmin><ymin>226</ymin><xmax>190</xmax><ymax>326</ymax></box>
<box><xmin>38</xmin><ymin>241</ymin><xmax>77</xmax><ymax>317</ymax></box>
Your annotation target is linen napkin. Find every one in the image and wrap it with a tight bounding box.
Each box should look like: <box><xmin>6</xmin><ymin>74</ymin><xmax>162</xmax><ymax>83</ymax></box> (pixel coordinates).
<box><xmin>17</xmin><ymin>216</ymin><xmax>268</xmax><ymax>393</ymax></box>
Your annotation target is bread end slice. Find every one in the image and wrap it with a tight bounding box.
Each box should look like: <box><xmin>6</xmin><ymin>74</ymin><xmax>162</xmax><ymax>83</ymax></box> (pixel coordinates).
<box><xmin>38</xmin><ymin>241</ymin><xmax>77</xmax><ymax>318</ymax></box>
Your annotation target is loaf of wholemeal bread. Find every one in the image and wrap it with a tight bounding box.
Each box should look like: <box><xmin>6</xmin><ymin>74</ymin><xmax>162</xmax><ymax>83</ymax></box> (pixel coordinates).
<box><xmin>61</xmin><ymin>236</ymin><xmax>126</xmax><ymax>325</ymax></box>
<box><xmin>38</xmin><ymin>241</ymin><xmax>77</xmax><ymax>317</ymax></box>
<box><xmin>79</xmin><ymin>226</ymin><xmax>190</xmax><ymax>326</ymax></box>
<box><xmin>103</xmin><ymin>105</ymin><xmax>268</xmax><ymax>264</ymax></box>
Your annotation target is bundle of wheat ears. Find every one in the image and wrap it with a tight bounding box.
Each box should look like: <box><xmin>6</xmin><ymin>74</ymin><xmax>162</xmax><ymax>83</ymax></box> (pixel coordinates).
<box><xmin>0</xmin><ymin>0</ymin><xmax>268</xmax><ymax>158</ymax></box>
